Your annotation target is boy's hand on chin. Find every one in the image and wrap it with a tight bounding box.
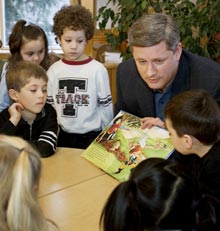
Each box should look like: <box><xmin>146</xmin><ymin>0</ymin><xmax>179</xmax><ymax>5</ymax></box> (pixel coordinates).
<box><xmin>8</xmin><ymin>103</ymin><xmax>24</xmax><ymax>126</ymax></box>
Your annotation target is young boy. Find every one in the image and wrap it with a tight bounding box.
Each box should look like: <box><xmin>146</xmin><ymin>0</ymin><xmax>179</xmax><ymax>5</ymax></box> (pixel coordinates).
<box><xmin>164</xmin><ymin>89</ymin><xmax>220</xmax><ymax>228</ymax></box>
<box><xmin>47</xmin><ymin>5</ymin><xmax>113</xmax><ymax>149</ymax></box>
<box><xmin>0</xmin><ymin>61</ymin><xmax>58</xmax><ymax>157</ymax></box>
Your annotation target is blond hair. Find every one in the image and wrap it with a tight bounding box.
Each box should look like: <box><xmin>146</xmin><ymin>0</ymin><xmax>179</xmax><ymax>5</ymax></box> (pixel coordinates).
<box><xmin>0</xmin><ymin>135</ymin><xmax>58</xmax><ymax>231</ymax></box>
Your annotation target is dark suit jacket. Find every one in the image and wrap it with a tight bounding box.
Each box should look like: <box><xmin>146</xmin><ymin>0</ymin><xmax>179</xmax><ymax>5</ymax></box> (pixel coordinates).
<box><xmin>115</xmin><ymin>50</ymin><xmax>220</xmax><ymax>117</ymax></box>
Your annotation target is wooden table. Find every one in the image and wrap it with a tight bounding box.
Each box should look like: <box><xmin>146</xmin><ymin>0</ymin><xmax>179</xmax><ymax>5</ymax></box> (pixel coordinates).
<box><xmin>39</xmin><ymin>148</ymin><xmax>119</xmax><ymax>231</ymax></box>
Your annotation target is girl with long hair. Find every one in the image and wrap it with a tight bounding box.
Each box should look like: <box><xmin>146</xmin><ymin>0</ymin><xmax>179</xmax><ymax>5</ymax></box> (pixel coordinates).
<box><xmin>0</xmin><ymin>19</ymin><xmax>50</xmax><ymax>112</ymax></box>
<box><xmin>0</xmin><ymin>135</ymin><xmax>59</xmax><ymax>231</ymax></box>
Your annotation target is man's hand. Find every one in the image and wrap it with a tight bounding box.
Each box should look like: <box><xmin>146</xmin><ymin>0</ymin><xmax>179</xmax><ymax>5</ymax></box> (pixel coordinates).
<box><xmin>8</xmin><ymin>103</ymin><xmax>24</xmax><ymax>126</ymax></box>
<box><xmin>141</xmin><ymin>117</ymin><xmax>165</xmax><ymax>129</ymax></box>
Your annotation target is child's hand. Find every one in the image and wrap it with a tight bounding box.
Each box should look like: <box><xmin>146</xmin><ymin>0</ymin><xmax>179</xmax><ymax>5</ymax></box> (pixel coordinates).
<box><xmin>8</xmin><ymin>103</ymin><xmax>24</xmax><ymax>126</ymax></box>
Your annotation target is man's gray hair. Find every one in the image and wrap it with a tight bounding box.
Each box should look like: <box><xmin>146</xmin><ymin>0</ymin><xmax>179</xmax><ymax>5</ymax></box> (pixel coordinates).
<box><xmin>128</xmin><ymin>13</ymin><xmax>180</xmax><ymax>52</ymax></box>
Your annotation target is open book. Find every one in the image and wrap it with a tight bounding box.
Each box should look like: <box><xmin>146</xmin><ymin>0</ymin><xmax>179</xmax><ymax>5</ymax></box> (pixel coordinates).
<box><xmin>81</xmin><ymin>111</ymin><xmax>174</xmax><ymax>181</ymax></box>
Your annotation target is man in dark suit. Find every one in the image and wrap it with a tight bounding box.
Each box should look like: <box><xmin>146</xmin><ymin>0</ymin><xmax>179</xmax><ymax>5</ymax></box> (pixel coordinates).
<box><xmin>115</xmin><ymin>13</ymin><xmax>220</xmax><ymax>129</ymax></box>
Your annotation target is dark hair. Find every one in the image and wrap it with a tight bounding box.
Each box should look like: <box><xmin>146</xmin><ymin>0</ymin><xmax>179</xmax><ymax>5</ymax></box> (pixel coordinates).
<box><xmin>7</xmin><ymin>19</ymin><xmax>50</xmax><ymax>70</ymax></box>
<box><xmin>52</xmin><ymin>4</ymin><xmax>95</xmax><ymax>41</ymax></box>
<box><xmin>100</xmin><ymin>158</ymin><xmax>193</xmax><ymax>231</ymax></box>
<box><xmin>164</xmin><ymin>89</ymin><xmax>220</xmax><ymax>145</ymax></box>
<box><xmin>194</xmin><ymin>194</ymin><xmax>220</xmax><ymax>230</ymax></box>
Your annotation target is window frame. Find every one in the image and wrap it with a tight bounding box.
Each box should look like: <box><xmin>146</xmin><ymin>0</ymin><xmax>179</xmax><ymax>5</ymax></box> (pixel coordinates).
<box><xmin>0</xmin><ymin>0</ymin><xmax>75</xmax><ymax>53</ymax></box>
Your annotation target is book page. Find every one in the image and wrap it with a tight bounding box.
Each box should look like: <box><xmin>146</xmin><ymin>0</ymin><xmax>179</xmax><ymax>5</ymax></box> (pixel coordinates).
<box><xmin>81</xmin><ymin>111</ymin><xmax>174</xmax><ymax>181</ymax></box>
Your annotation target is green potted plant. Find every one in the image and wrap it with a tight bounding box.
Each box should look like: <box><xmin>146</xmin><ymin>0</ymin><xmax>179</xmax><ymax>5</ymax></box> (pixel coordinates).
<box><xmin>96</xmin><ymin>0</ymin><xmax>220</xmax><ymax>62</ymax></box>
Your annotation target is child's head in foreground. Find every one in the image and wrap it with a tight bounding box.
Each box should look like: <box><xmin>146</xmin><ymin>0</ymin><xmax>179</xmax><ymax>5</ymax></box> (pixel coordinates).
<box><xmin>6</xmin><ymin>61</ymin><xmax>48</xmax><ymax>114</ymax></box>
<box><xmin>52</xmin><ymin>4</ymin><xmax>95</xmax><ymax>61</ymax></box>
<box><xmin>100</xmin><ymin>158</ymin><xmax>193</xmax><ymax>231</ymax></box>
<box><xmin>0</xmin><ymin>135</ymin><xmax>59</xmax><ymax>231</ymax></box>
<box><xmin>0</xmin><ymin>135</ymin><xmax>42</xmax><ymax>230</ymax></box>
<box><xmin>164</xmin><ymin>89</ymin><xmax>220</xmax><ymax>156</ymax></box>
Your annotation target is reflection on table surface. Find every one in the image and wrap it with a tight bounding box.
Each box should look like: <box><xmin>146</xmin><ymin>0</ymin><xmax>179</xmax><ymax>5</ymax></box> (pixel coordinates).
<box><xmin>40</xmin><ymin>174</ymin><xmax>118</xmax><ymax>231</ymax></box>
<box><xmin>39</xmin><ymin>147</ymin><xmax>105</xmax><ymax>197</ymax></box>
<box><xmin>39</xmin><ymin>147</ymin><xmax>119</xmax><ymax>231</ymax></box>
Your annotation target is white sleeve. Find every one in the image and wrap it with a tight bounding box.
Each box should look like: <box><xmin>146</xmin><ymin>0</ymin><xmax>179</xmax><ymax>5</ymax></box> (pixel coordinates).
<box><xmin>46</xmin><ymin>66</ymin><xmax>55</xmax><ymax>105</ymax></box>
<box><xmin>96</xmin><ymin>64</ymin><xmax>114</xmax><ymax>128</ymax></box>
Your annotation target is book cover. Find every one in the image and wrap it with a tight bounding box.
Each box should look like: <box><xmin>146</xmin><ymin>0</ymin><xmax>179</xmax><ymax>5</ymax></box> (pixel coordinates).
<box><xmin>81</xmin><ymin>111</ymin><xmax>174</xmax><ymax>181</ymax></box>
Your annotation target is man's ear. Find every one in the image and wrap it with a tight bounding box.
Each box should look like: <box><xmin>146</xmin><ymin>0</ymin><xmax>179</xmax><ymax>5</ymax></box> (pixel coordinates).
<box><xmin>183</xmin><ymin>134</ymin><xmax>193</xmax><ymax>149</ymax></box>
<box><xmin>8</xmin><ymin>89</ymin><xmax>18</xmax><ymax>101</ymax></box>
<box><xmin>175</xmin><ymin>42</ymin><xmax>182</xmax><ymax>61</ymax></box>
